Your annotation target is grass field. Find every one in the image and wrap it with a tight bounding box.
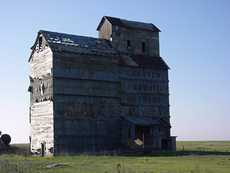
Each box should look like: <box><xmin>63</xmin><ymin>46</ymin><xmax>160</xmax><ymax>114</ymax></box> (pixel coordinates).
<box><xmin>177</xmin><ymin>141</ymin><xmax>230</xmax><ymax>152</ymax></box>
<box><xmin>0</xmin><ymin>141</ymin><xmax>230</xmax><ymax>173</ymax></box>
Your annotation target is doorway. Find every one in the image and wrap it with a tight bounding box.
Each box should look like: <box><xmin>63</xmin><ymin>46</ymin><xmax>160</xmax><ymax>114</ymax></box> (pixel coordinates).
<box><xmin>161</xmin><ymin>139</ymin><xmax>168</xmax><ymax>150</ymax></box>
<box><xmin>135</xmin><ymin>126</ymin><xmax>151</xmax><ymax>146</ymax></box>
<box><xmin>41</xmin><ymin>143</ymin><xmax>46</xmax><ymax>157</ymax></box>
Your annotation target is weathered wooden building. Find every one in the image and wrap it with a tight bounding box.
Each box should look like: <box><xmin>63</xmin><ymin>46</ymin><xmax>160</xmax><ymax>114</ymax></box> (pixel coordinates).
<box><xmin>28</xmin><ymin>16</ymin><xmax>176</xmax><ymax>156</ymax></box>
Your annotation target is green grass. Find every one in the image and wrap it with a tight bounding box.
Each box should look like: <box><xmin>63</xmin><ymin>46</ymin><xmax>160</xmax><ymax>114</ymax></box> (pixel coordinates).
<box><xmin>1</xmin><ymin>154</ymin><xmax>230</xmax><ymax>173</ymax></box>
<box><xmin>0</xmin><ymin>141</ymin><xmax>230</xmax><ymax>173</ymax></box>
<box><xmin>177</xmin><ymin>141</ymin><xmax>230</xmax><ymax>152</ymax></box>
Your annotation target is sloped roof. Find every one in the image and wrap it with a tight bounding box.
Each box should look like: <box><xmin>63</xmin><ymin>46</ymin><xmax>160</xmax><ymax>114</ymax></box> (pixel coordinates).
<box><xmin>30</xmin><ymin>30</ymin><xmax>168</xmax><ymax>70</ymax></box>
<box><xmin>97</xmin><ymin>16</ymin><xmax>161</xmax><ymax>32</ymax></box>
<box><xmin>131</xmin><ymin>55</ymin><xmax>169</xmax><ymax>70</ymax></box>
<box><xmin>123</xmin><ymin>116</ymin><xmax>171</xmax><ymax>127</ymax></box>
<box><xmin>37</xmin><ymin>30</ymin><xmax>117</xmax><ymax>55</ymax></box>
<box><xmin>123</xmin><ymin>116</ymin><xmax>160</xmax><ymax>126</ymax></box>
<box><xmin>119</xmin><ymin>54</ymin><xmax>169</xmax><ymax>70</ymax></box>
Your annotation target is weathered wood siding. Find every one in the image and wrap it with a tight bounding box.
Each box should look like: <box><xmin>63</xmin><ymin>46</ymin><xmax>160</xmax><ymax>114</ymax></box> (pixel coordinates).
<box><xmin>99</xmin><ymin>20</ymin><xmax>160</xmax><ymax>56</ymax></box>
<box><xmin>52</xmin><ymin>52</ymin><xmax>122</xmax><ymax>153</ymax></box>
<box><xmin>111</xmin><ymin>26</ymin><xmax>160</xmax><ymax>56</ymax></box>
<box><xmin>29</xmin><ymin>37</ymin><xmax>54</xmax><ymax>155</ymax></box>
<box><xmin>29</xmin><ymin>21</ymin><xmax>174</xmax><ymax>154</ymax></box>
<box><xmin>118</xmin><ymin>65</ymin><xmax>170</xmax><ymax>149</ymax></box>
<box><xmin>119</xmin><ymin>67</ymin><xmax>169</xmax><ymax>118</ymax></box>
<box><xmin>54</xmin><ymin>79</ymin><xmax>119</xmax><ymax>97</ymax></box>
<box><xmin>30</xmin><ymin>101</ymin><xmax>54</xmax><ymax>155</ymax></box>
<box><xmin>53</xmin><ymin>118</ymin><xmax>121</xmax><ymax>153</ymax></box>
<box><xmin>50</xmin><ymin>51</ymin><xmax>170</xmax><ymax>153</ymax></box>
<box><xmin>99</xmin><ymin>18</ymin><xmax>112</xmax><ymax>40</ymax></box>
<box><xmin>30</xmin><ymin>76</ymin><xmax>53</xmax><ymax>104</ymax></box>
<box><xmin>29</xmin><ymin>47</ymin><xmax>53</xmax><ymax>78</ymax></box>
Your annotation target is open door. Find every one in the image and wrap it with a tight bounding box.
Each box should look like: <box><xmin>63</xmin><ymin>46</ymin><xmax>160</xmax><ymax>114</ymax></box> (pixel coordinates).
<box><xmin>135</xmin><ymin>126</ymin><xmax>152</xmax><ymax>147</ymax></box>
<box><xmin>41</xmin><ymin>143</ymin><xmax>45</xmax><ymax>157</ymax></box>
<box><xmin>161</xmin><ymin>139</ymin><xmax>168</xmax><ymax>150</ymax></box>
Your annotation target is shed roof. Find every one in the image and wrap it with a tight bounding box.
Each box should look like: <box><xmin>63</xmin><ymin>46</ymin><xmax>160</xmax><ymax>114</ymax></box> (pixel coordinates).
<box><xmin>97</xmin><ymin>16</ymin><xmax>161</xmax><ymax>32</ymax></box>
<box><xmin>119</xmin><ymin>54</ymin><xmax>169</xmax><ymax>70</ymax></box>
<box><xmin>123</xmin><ymin>116</ymin><xmax>171</xmax><ymax>128</ymax></box>
<box><xmin>123</xmin><ymin>116</ymin><xmax>160</xmax><ymax>126</ymax></box>
<box><xmin>131</xmin><ymin>55</ymin><xmax>169</xmax><ymax>70</ymax></box>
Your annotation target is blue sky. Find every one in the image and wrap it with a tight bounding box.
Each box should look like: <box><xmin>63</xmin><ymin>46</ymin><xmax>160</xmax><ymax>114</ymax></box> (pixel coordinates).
<box><xmin>0</xmin><ymin>0</ymin><xmax>229</xmax><ymax>143</ymax></box>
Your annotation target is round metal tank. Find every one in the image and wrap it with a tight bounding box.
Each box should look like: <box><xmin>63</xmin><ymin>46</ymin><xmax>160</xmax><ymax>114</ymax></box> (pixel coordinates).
<box><xmin>1</xmin><ymin>134</ymin><xmax>11</xmax><ymax>145</ymax></box>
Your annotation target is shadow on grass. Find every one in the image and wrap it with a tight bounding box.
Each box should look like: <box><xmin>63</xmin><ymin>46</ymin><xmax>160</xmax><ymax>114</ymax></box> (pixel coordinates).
<box><xmin>0</xmin><ymin>144</ymin><xmax>30</xmax><ymax>156</ymax></box>
<box><xmin>119</xmin><ymin>150</ymin><xmax>230</xmax><ymax>157</ymax></box>
<box><xmin>1</xmin><ymin>143</ymin><xmax>230</xmax><ymax>157</ymax></box>
<box><xmin>176</xmin><ymin>150</ymin><xmax>230</xmax><ymax>156</ymax></box>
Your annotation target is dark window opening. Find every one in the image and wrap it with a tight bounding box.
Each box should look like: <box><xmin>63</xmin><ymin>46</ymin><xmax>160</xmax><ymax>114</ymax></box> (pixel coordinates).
<box><xmin>128</xmin><ymin>128</ymin><xmax>131</xmax><ymax>139</ymax></box>
<box><xmin>161</xmin><ymin>139</ymin><xmax>169</xmax><ymax>150</ymax></box>
<box><xmin>49</xmin><ymin>147</ymin><xmax>54</xmax><ymax>153</ymax></box>
<box><xmin>142</xmin><ymin>42</ymin><xmax>146</xmax><ymax>53</ymax></box>
<box><xmin>38</xmin><ymin>36</ymin><xmax>43</xmax><ymax>49</ymax></box>
<box><xmin>115</xmin><ymin>26</ymin><xmax>121</xmax><ymax>36</ymax></box>
<box><xmin>127</xmin><ymin>40</ymin><xmax>131</xmax><ymax>49</ymax></box>
<box><xmin>28</xmin><ymin>86</ymin><xmax>33</xmax><ymax>93</ymax></box>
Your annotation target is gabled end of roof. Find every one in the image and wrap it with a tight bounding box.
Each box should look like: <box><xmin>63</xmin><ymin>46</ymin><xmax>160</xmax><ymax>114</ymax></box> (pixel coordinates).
<box><xmin>97</xmin><ymin>16</ymin><xmax>161</xmax><ymax>32</ymax></box>
<box><xmin>28</xmin><ymin>30</ymin><xmax>52</xmax><ymax>62</ymax></box>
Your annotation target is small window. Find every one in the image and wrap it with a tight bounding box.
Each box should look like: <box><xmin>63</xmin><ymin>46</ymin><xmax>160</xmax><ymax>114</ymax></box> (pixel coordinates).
<box><xmin>115</xmin><ymin>26</ymin><xmax>119</xmax><ymax>31</ymax></box>
<box><xmin>40</xmin><ymin>83</ymin><xmax>45</xmax><ymax>96</ymax></box>
<box><xmin>127</xmin><ymin>40</ymin><xmax>131</xmax><ymax>49</ymax></box>
<box><xmin>128</xmin><ymin>128</ymin><xmax>131</xmax><ymax>138</ymax></box>
<box><xmin>115</xmin><ymin>26</ymin><xmax>121</xmax><ymax>36</ymax></box>
<box><xmin>38</xmin><ymin>36</ymin><xmax>43</xmax><ymax>49</ymax></box>
<box><xmin>142</xmin><ymin>42</ymin><xmax>146</xmax><ymax>53</ymax></box>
